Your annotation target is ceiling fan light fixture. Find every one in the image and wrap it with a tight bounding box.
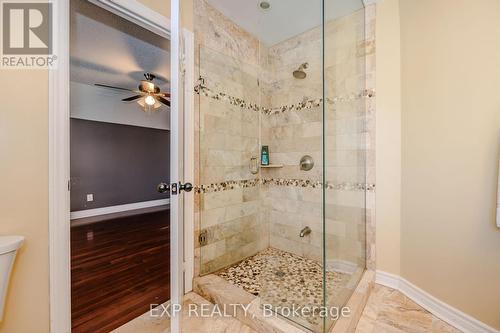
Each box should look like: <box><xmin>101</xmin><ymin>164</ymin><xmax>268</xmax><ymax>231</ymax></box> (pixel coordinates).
<box><xmin>95</xmin><ymin>72</ymin><xmax>170</xmax><ymax>112</ymax></box>
<box><xmin>145</xmin><ymin>95</ymin><xmax>156</xmax><ymax>106</ymax></box>
<box><xmin>138</xmin><ymin>97</ymin><xmax>162</xmax><ymax>112</ymax></box>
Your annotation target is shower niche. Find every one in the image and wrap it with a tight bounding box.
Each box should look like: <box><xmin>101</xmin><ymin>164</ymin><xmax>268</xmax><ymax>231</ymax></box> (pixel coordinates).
<box><xmin>194</xmin><ymin>0</ymin><xmax>375</xmax><ymax>331</ymax></box>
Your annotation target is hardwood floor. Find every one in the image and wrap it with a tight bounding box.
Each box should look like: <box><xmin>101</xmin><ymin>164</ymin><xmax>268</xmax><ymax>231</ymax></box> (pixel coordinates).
<box><xmin>71</xmin><ymin>208</ymin><xmax>170</xmax><ymax>333</ymax></box>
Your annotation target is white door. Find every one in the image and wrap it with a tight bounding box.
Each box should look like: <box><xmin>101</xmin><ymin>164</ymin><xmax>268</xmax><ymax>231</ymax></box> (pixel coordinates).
<box><xmin>169</xmin><ymin>0</ymin><xmax>188</xmax><ymax>331</ymax></box>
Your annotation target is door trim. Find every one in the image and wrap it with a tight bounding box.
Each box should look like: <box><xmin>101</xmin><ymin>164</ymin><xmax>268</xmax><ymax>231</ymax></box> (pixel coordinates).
<box><xmin>49</xmin><ymin>1</ymin><xmax>71</xmax><ymax>332</ymax></box>
<box><xmin>170</xmin><ymin>0</ymin><xmax>181</xmax><ymax>328</ymax></box>
<box><xmin>182</xmin><ymin>28</ymin><xmax>195</xmax><ymax>294</ymax></box>
<box><xmin>49</xmin><ymin>0</ymin><xmax>194</xmax><ymax>331</ymax></box>
<box><xmin>87</xmin><ymin>0</ymin><xmax>171</xmax><ymax>39</ymax></box>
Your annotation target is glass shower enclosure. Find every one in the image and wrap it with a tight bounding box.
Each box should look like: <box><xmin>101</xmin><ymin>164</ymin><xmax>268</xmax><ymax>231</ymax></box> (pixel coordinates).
<box><xmin>195</xmin><ymin>0</ymin><xmax>371</xmax><ymax>331</ymax></box>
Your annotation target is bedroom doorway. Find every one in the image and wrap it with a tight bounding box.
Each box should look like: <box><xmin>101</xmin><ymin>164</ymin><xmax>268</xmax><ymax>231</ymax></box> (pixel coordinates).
<box><xmin>49</xmin><ymin>0</ymin><xmax>193</xmax><ymax>332</ymax></box>
<box><xmin>69</xmin><ymin>1</ymin><xmax>172</xmax><ymax>331</ymax></box>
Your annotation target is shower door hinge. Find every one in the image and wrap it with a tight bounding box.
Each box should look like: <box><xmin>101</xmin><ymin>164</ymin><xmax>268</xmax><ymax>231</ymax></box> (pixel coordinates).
<box><xmin>180</xmin><ymin>33</ymin><xmax>186</xmax><ymax>76</ymax></box>
<box><xmin>198</xmin><ymin>230</ymin><xmax>208</xmax><ymax>246</ymax></box>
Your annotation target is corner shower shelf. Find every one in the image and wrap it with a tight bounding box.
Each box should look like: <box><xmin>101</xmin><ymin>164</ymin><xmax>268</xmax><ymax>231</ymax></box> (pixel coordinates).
<box><xmin>260</xmin><ymin>164</ymin><xmax>283</xmax><ymax>168</ymax></box>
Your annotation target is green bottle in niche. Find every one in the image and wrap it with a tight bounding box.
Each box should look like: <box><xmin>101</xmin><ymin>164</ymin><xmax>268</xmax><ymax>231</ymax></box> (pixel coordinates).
<box><xmin>261</xmin><ymin>146</ymin><xmax>270</xmax><ymax>166</ymax></box>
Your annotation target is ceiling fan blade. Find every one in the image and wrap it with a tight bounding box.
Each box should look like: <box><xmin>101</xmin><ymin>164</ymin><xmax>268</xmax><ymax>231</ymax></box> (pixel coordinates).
<box><xmin>95</xmin><ymin>83</ymin><xmax>136</xmax><ymax>92</ymax></box>
<box><xmin>157</xmin><ymin>96</ymin><xmax>171</xmax><ymax>107</ymax></box>
<box><xmin>122</xmin><ymin>95</ymin><xmax>143</xmax><ymax>102</ymax></box>
<box><xmin>156</xmin><ymin>92</ymin><xmax>171</xmax><ymax>97</ymax></box>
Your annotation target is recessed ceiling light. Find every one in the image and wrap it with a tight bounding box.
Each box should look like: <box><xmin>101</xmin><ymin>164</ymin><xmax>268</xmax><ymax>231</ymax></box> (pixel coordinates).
<box><xmin>259</xmin><ymin>1</ymin><xmax>270</xmax><ymax>10</ymax></box>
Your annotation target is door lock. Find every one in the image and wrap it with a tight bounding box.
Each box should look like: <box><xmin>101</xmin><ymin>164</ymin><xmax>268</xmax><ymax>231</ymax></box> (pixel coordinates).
<box><xmin>157</xmin><ymin>182</ymin><xmax>193</xmax><ymax>195</ymax></box>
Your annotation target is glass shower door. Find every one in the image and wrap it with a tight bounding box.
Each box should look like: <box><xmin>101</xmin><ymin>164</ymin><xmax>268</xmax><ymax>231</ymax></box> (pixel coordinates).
<box><xmin>323</xmin><ymin>1</ymin><xmax>369</xmax><ymax>331</ymax></box>
<box><xmin>256</xmin><ymin>0</ymin><xmax>326</xmax><ymax>331</ymax></box>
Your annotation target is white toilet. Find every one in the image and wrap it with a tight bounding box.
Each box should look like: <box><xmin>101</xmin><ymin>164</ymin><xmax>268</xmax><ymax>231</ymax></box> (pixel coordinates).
<box><xmin>0</xmin><ymin>236</ymin><xmax>24</xmax><ymax>321</ymax></box>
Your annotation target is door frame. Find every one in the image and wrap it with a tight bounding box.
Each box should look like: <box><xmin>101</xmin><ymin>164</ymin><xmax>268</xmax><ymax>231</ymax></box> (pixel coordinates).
<box><xmin>48</xmin><ymin>0</ymin><xmax>194</xmax><ymax>331</ymax></box>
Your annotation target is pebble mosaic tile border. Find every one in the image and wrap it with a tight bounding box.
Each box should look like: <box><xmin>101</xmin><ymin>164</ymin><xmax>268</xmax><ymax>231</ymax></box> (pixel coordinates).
<box><xmin>195</xmin><ymin>82</ymin><xmax>375</xmax><ymax>115</ymax></box>
<box><xmin>194</xmin><ymin>178</ymin><xmax>375</xmax><ymax>194</ymax></box>
<box><xmin>194</xmin><ymin>179</ymin><xmax>260</xmax><ymax>194</ymax></box>
<box><xmin>262</xmin><ymin>178</ymin><xmax>376</xmax><ymax>192</ymax></box>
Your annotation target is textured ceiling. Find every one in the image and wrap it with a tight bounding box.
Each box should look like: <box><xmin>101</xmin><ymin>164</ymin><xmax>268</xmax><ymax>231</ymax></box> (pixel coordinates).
<box><xmin>207</xmin><ymin>0</ymin><xmax>364</xmax><ymax>46</ymax></box>
<box><xmin>70</xmin><ymin>0</ymin><xmax>170</xmax><ymax>92</ymax></box>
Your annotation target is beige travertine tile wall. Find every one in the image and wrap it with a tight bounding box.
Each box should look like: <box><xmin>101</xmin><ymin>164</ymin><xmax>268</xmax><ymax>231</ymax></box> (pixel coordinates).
<box><xmin>194</xmin><ymin>0</ymin><xmax>268</xmax><ymax>276</ymax></box>
<box><xmin>194</xmin><ymin>0</ymin><xmax>376</xmax><ymax>279</ymax></box>
<box><xmin>260</xmin><ymin>22</ymin><xmax>324</xmax><ymax>262</ymax></box>
<box><xmin>261</xmin><ymin>7</ymin><xmax>376</xmax><ymax>271</ymax></box>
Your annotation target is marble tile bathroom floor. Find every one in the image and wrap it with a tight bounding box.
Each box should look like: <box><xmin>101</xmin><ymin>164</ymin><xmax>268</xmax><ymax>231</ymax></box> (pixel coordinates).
<box><xmin>355</xmin><ymin>284</ymin><xmax>462</xmax><ymax>333</ymax></box>
<box><xmin>111</xmin><ymin>302</ymin><xmax>170</xmax><ymax>333</ymax></box>
<box><xmin>113</xmin><ymin>284</ymin><xmax>463</xmax><ymax>333</ymax></box>
<box><xmin>112</xmin><ymin>247</ymin><xmax>461</xmax><ymax>333</ymax></box>
<box><xmin>114</xmin><ymin>293</ymin><xmax>256</xmax><ymax>333</ymax></box>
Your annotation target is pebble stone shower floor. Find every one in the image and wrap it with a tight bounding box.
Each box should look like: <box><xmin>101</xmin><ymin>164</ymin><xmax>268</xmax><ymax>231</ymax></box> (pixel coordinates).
<box><xmin>216</xmin><ymin>247</ymin><xmax>353</xmax><ymax>329</ymax></box>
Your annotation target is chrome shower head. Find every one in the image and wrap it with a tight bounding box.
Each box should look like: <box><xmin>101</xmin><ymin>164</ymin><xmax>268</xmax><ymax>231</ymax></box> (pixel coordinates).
<box><xmin>259</xmin><ymin>1</ymin><xmax>271</xmax><ymax>10</ymax></box>
<box><xmin>293</xmin><ymin>62</ymin><xmax>308</xmax><ymax>79</ymax></box>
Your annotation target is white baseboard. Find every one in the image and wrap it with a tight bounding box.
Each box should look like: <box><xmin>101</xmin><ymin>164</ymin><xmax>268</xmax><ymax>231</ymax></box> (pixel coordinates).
<box><xmin>376</xmin><ymin>271</ymin><xmax>499</xmax><ymax>333</ymax></box>
<box><xmin>375</xmin><ymin>270</ymin><xmax>401</xmax><ymax>290</ymax></box>
<box><xmin>70</xmin><ymin>199</ymin><xmax>170</xmax><ymax>219</ymax></box>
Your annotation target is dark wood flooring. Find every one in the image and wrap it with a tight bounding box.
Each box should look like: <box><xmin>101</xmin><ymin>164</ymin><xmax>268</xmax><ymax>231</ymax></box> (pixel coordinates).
<box><xmin>71</xmin><ymin>208</ymin><xmax>170</xmax><ymax>333</ymax></box>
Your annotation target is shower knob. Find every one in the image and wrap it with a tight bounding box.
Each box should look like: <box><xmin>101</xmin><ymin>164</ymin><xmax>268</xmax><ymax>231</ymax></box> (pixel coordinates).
<box><xmin>300</xmin><ymin>155</ymin><xmax>314</xmax><ymax>171</ymax></box>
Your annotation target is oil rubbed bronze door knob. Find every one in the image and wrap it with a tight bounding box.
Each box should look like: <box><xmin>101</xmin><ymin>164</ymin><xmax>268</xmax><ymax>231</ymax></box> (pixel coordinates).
<box><xmin>179</xmin><ymin>182</ymin><xmax>193</xmax><ymax>193</ymax></box>
<box><xmin>157</xmin><ymin>182</ymin><xmax>170</xmax><ymax>193</ymax></box>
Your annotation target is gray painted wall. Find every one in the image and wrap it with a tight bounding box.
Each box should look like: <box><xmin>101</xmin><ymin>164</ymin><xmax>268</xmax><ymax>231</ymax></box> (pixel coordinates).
<box><xmin>70</xmin><ymin>118</ymin><xmax>170</xmax><ymax>211</ymax></box>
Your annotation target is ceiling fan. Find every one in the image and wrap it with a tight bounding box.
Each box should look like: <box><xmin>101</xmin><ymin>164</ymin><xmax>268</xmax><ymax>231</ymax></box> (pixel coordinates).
<box><xmin>95</xmin><ymin>72</ymin><xmax>170</xmax><ymax>110</ymax></box>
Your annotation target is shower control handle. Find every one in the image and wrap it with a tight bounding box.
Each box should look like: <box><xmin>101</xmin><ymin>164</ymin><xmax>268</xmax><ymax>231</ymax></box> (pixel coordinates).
<box><xmin>300</xmin><ymin>155</ymin><xmax>314</xmax><ymax>171</ymax></box>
